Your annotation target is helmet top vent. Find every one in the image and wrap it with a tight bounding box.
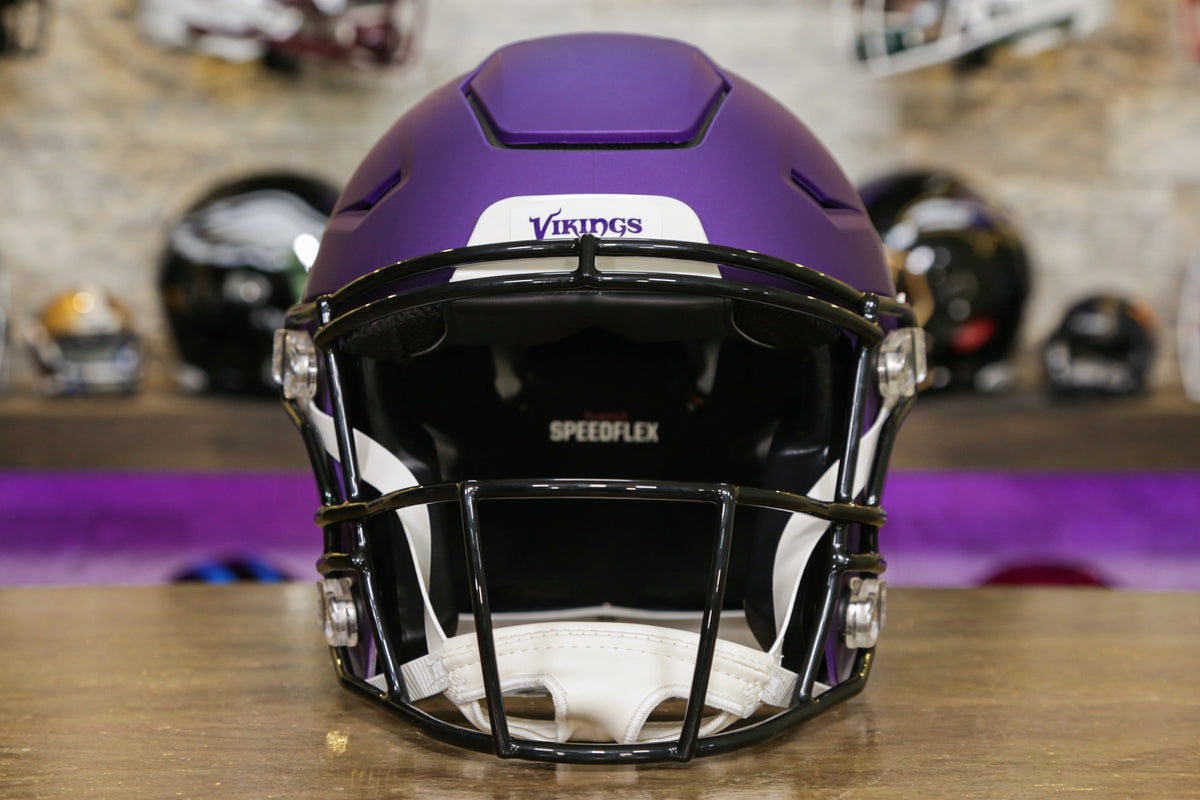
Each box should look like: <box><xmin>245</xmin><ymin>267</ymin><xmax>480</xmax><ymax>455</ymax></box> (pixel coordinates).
<box><xmin>465</xmin><ymin>33</ymin><xmax>728</xmax><ymax>147</ymax></box>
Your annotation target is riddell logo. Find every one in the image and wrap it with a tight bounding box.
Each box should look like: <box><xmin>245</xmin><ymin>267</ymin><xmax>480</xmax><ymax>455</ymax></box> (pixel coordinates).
<box><xmin>529</xmin><ymin>209</ymin><xmax>644</xmax><ymax>240</ymax></box>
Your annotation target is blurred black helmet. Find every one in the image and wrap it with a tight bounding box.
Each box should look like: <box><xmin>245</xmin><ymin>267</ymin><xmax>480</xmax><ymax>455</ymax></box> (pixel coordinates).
<box><xmin>160</xmin><ymin>172</ymin><xmax>339</xmax><ymax>394</ymax></box>
<box><xmin>859</xmin><ymin>169</ymin><xmax>1031</xmax><ymax>392</ymax></box>
<box><xmin>0</xmin><ymin>0</ymin><xmax>49</xmax><ymax>58</ymax></box>
<box><xmin>1042</xmin><ymin>294</ymin><xmax>1158</xmax><ymax>398</ymax></box>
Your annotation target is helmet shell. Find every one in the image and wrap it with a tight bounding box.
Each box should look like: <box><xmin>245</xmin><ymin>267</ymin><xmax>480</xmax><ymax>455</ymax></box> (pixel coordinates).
<box><xmin>283</xmin><ymin>34</ymin><xmax>923</xmax><ymax>763</ymax></box>
<box><xmin>307</xmin><ymin>33</ymin><xmax>892</xmax><ymax>301</ymax></box>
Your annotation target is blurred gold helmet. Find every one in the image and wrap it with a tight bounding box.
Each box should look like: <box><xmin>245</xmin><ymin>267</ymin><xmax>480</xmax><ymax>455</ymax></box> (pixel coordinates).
<box><xmin>29</xmin><ymin>286</ymin><xmax>142</xmax><ymax>394</ymax></box>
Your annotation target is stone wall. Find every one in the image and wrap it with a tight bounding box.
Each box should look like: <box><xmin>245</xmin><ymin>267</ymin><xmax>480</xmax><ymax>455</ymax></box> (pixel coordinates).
<box><xmin>1</xmin><ymin>0</ymin><xmax>1196</xmax><ymax>391</ymax></box>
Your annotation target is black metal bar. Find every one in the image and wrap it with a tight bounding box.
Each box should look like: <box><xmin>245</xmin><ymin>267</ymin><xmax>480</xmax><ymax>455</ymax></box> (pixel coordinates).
<box><xmin>835</xmin><ymin>348</ymin><xmax>872</xmax><ymax>506</ymax></box>
<box><xmin>356</xmin><ymin>660</ymin><xmax>874</xmax><ymax>764</ymax></box>
<box><xmin>290</xmin><ymin>237</ymin><xmax>876</xmax><ymax>320</ymax></box>
<box><xmin>575</xmin><ymin>233</ymin><xmax>600</xmax><ymax>285</ymax></box>
<box><xmin>280</xmin><ymin>234</ymin><xmax>920</xmax><ymax>763</ymax></box>
<box><xmin>331</xmin><ymin>239</ymin><xmax>579</xmax><ymax>312</ymax></box>
<box><xmin>279</xmin><ymin>374</ymin><xmax>342</xmax><ymax>560</ymax></box>
<box><xmin>310</xmin><ymin>265</ymin><xmax>882</xmax><ymax>351</ymax></box>
<box><xmin>319</xmin><ymin>297</ymin><xmax>361</xmax><ymax>502</ymax></box>
<box><xmin>458</xmin><ymin>481</ymin><xmax>516</xmax><ymax>758</ymax></box>
<box><xmin>316</xmin><ymin>482</ymin><xmax>462</xmax><ymax>526</ymax></box>
<box><xmin>807</xmin><ymin>296</ymin><xmax>881</xmax><ymax>709</ymax></box>
<box><xmin>874</xmin><ymin>295</ymin><xmax>915</xmax><ymax>322</ymax></box>
<box><xmin>594</xmin><ymin>238</ymin><xmax>865</xmax><ymax>304</ymax></box>
<box><xmin>470</xmin><ymin>477</ymin><xmax>727</xmax><ymax>503</ymax></box>
<box><xmin>691</xmin><ymin>657</ymin><xmax>873</xmax><ymax>758</ymax></box>
<box><xmin>356</xmin><ymin>558</ymin><xmax>408</xmax><ymax>698</ymax></box>
<box><xmin>736</xmin><ymin>485</ymin><xmax>882</xmax><ymax>526</ymax></box>
<box><xmin>316</xmin><ymin>552</ymin><xmax>356</xmax><ymax>574</ymax></box>
<box><xmin>316</xmin><ymin>298</ymin><xmax>411</xmax><ymax>698</ymax></box>
<box><xmin>281</xmin><ymin>396</ymin><xmax>340</xmax><ymax>541</ymax></box>
<box><xmin>314</xmin><ymin>478</ymin><xmax>885</xmax><ymax>531</ymax></box>
<box><xmin>322</xmin><ymin>473</ymin><xmax>881</xmax><ymax>764</ymax></box>
<box><xmin>286</xmin><ymin>236</ymin><xmax>905</xmax><ymax>349</ymax></box>
<box><xmin>835</xmin><ymin>551</ymin><xmax>886</xmax><ymax>574</ymax></box>
<box><xmin>835</xmin><ymin>294</ymin><xmax>880</xmax><ymax>505</ymax></box>
<box><xmin>796</xmin><ymin>527</ymin><xmax>847</xmax><ymax>703</ymax></box>
<box><xmin>675</xmin><ymin>485</ymin><xmax>737</xmax><ymax>761</ymax></box>
<box><xmin>863</xmin><ymin>392</ymin><xmax>919</xmax><ymax>509</ymax></box>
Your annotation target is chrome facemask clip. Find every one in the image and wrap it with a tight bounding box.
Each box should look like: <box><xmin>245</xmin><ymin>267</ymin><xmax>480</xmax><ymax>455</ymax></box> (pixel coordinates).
<box><xmin>318</xmin><ymin>576</ymin><xmax>359</xmax><ymax>648</ymax></box>
<box><xmin>842</xmin><ymin>576</ymin><xmax>887</xmax><ymax>650</ymax></box>
<box><xmin>272</xmin><ymin>328</ymin><xmax>319</xmax><ymax>401</ymax></box>
<box><xmin>876</xmin><ymin>327</ymin><xmax>928</xmax><ymax>402</ymax></box>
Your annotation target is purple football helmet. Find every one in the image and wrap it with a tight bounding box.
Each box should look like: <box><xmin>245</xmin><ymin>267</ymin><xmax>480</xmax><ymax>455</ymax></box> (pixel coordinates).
<box><xmin>274</xmin><ymin>33</ymin><xmax>924</xmax><ymax>762</ymax></box>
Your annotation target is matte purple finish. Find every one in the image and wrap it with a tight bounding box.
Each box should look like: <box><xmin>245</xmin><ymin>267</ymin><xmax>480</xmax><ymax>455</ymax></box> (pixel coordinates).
<box><xmin>466</xmin><ymin>34</ymin><xmax>727</xmax><ymax>145</ymax></box>
<box><xmin>309</xmin><ymin>33</ymin><xmax>890</xmax><ymax>301</ymax></box>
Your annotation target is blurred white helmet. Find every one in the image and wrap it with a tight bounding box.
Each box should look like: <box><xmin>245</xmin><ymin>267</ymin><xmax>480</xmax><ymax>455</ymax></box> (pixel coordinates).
<box><xmin>835</xmin><ymin>0</ymin><xmax>1112</xmax><ymax>76</ymax></box>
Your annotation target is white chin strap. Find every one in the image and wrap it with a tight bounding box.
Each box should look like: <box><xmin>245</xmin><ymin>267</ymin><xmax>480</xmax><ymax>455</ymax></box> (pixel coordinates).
<box><xmin>398</xmin><ymin>621</ymin><xmax>796</xmax><ymax>745</ymax></box>
<box><xmin>308</xmin><ymin>400</ymin><xmax>890</xmax><ymax>745</ymax></box>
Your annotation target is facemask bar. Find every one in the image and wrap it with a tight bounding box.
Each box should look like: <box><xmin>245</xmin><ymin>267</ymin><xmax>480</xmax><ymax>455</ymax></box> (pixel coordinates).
<box><xmin>462</xmin><ymin>480</ymin><xmax>737</xmax><ymax>762</ymax></box>
<box><xmin>314</xmin><ymin>478</ymin><xmax>886</xmax><ymax>761</ymax></box>
<box><xmin>287</xmin><ymin>236</ymin><xmax>897</xmax><ymax>344</ymax></box>
<box><xmin>279</xmin><ymin>234</ymin><xmax>922</xmax><ymax>762</ymax></box>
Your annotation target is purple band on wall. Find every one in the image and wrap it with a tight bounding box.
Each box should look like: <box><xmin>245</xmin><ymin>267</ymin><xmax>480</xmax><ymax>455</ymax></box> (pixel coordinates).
<box><xmin>0</xmin><ymin>472</ymin><xmax>322</xmax><ymax>586</ymax></box>
<box><xmin>882</xmin><ymin>471</ymin><xmax>1200</xmax><ymax>589</ymax></box>
<box><xmin>2</xmin><ymin>471</ymin><xmax>1198</xmax><ymax>589</ymax></box>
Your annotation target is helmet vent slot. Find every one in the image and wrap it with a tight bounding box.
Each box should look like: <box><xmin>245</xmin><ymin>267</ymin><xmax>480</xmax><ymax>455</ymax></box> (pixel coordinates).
<box><xmin>339</xmin><ymin>168</ymin><xmax>404</xmax><ymax>214</ymax></box>
<box><xmin>789</xmin><ymin>169</ymin><xmax>861</xmax><ymax>214</ymax></box>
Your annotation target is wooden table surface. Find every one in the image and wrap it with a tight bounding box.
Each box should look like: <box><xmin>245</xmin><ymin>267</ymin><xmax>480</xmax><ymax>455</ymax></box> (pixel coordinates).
<box><xmin>1</xmin><ymin>584</ymin><xmax>1197</xmax><ymax>799</ymax></box>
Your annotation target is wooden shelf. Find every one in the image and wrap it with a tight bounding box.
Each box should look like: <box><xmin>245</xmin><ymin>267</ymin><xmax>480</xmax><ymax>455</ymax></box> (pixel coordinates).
<box><xmin>1</xmin><ymin>390</ymin><xmax>1197</xmax><ymax>471</ymax></box>
<box><xmin>893</xmin><ymin>390</ymin><xmax>1200</xmax><ymax>470</ymax></box>
<box><xmin>0</xmin><ymin>393</ymin><xmax>306</xmax><ymax>471</ymax></box>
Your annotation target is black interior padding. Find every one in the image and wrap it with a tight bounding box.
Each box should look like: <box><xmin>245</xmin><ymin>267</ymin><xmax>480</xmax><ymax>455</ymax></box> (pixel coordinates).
<box><xmin>731</xmin><ymin>300</ymin><xmax>841</xmax><ymax>350</ymax></box>
<box><xmin>342</xmin><ymin>305</ymin><xmax>446</xmax><ymax>361</ymax></box>
<box><xmin>341</xmin><ymin>292</ymin><xmax>844</xmax><ymax>359</ymax></box>
<box><xmin>339</xmin><ymin>291</ymin><xmax>858</xmax><ymax>656</ymax></box>
<box><xmin>445</xmin><ymin>294</ymin><xmax>730</xmax><ymax>346</ymax></box>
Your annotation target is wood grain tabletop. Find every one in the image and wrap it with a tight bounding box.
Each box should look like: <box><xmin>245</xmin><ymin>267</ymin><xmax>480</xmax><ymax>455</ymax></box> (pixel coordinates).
<box><xmin>1</xmin><ymin>584</ymin><xmax>1197</xmax><ymax>798</ymax></box>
